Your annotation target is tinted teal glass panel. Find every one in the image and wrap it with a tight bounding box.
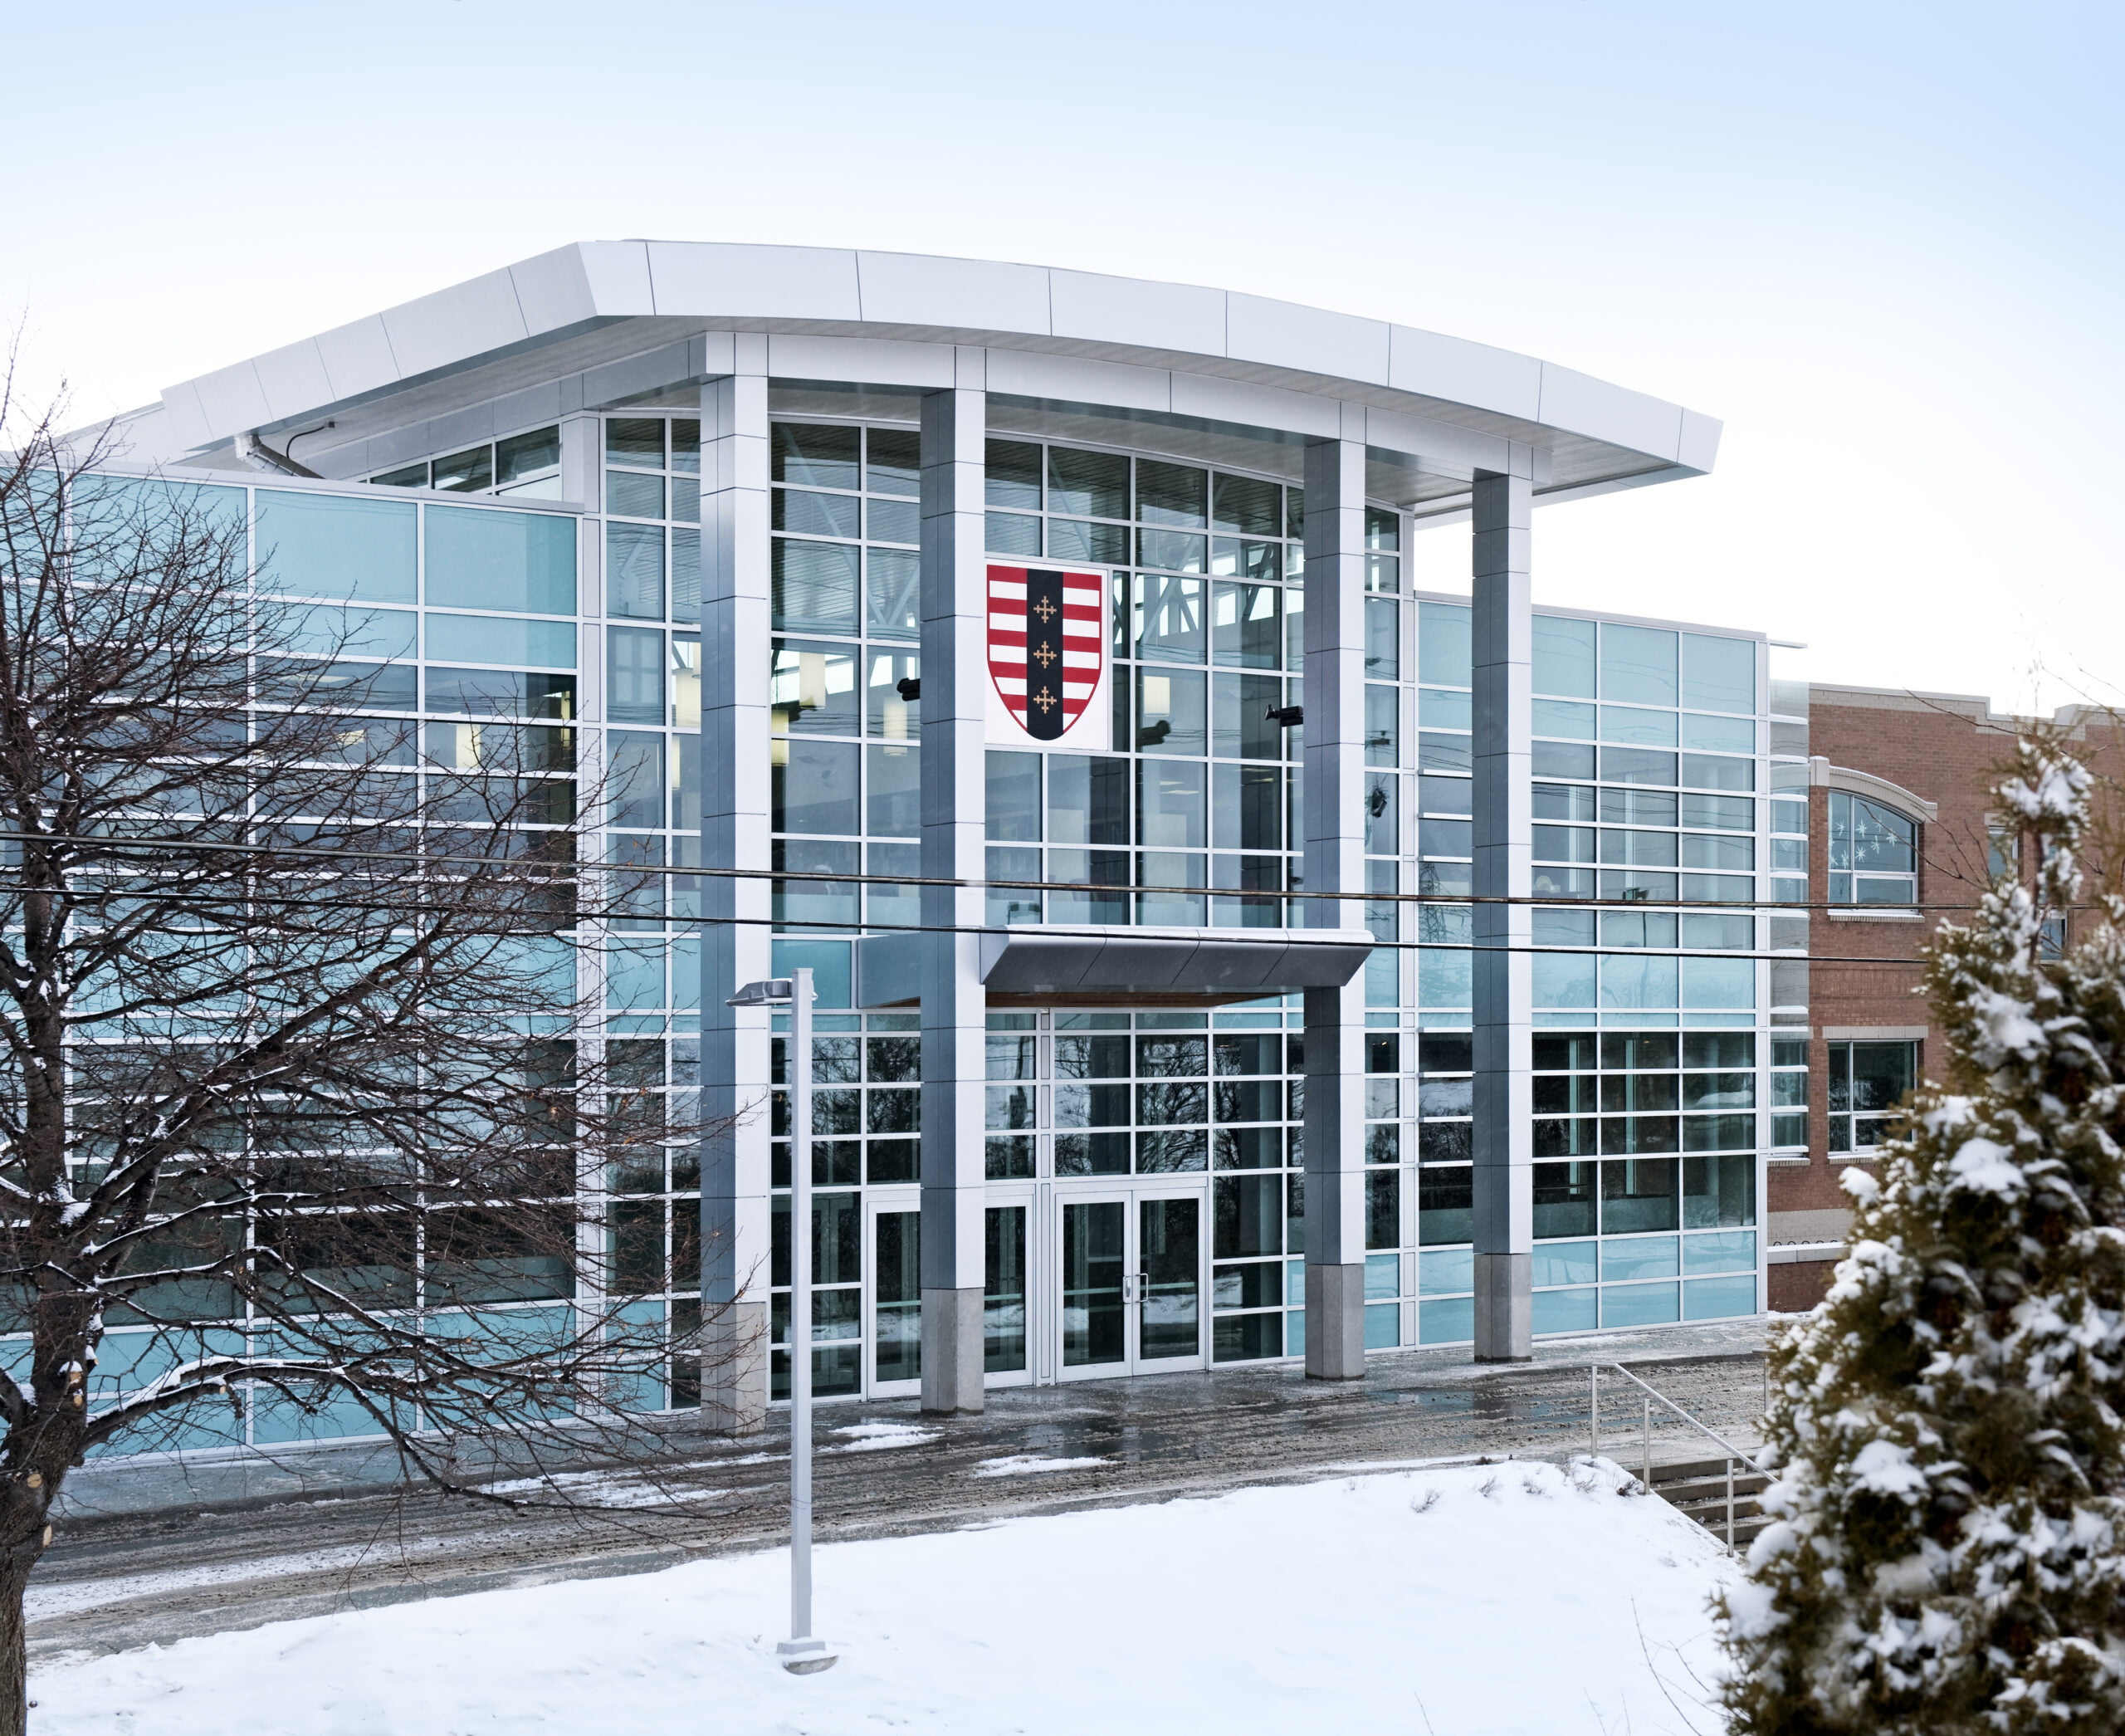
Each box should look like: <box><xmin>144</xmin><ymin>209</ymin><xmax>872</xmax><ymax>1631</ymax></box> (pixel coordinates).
<box><xmin>1600</xmin><ymin>623</ymin><xmax>1678</xmax><ymax>706</ymax></box>
<box><xmin>1682</xmin><ymin>633</ymin><xmax>1756</xmax><ymax>715</ymax></box>
<box><xmin>1533</xmin><ymin>953</ymin><xmax>1596</xmax><ymax>1008</ymax></box>
<box><xmin>1419</xmin><ymin>688</ymin><xmax>1472</xmax><ymax>730</ymax></box>
<box><xmin>1600</xmin><ymin>955</ymin><xmax>1678</xmax><ymax>1009</ymax></box>
<box><xmin>426</xmin><ymin>614</ymin><xmax>576</xmax><ymax>668</ymax></box>
<box><xmin>76</xmin><ymin>477</ymin><xmax>249</xmax><ymax>576</ymax></box>
<box><xmin>1682</xmin><ymin>713</ymin><xmax>1756</xmax><ymax>753</ymax></box>
<box><xmin>1419</xmin><ymin>1296</ymin><xmax>1474</xmax><ymax>1343</ymax></box>
<box><xmin>287</xmin><ymin>604</ymin><xmax>415</xmax><ymax>660</ymax></box>
<box><xmin>605</xmin><ymin>523</ymin><xmax>665</xmax><ymax>619</ymax></box>
<box><xmin>256</xmin><ymin>491</ymin><xmax>414</xmax><ymax>603</ymax></box>
<box><xmin>1531</xmin><ymin>1240</ymin><xmax>1597</xmax><ymax>1286</ymax></box>
<box><xmin>1602</xmin><ymin>1282</ymin><xmax>1679</xmax><ymax>1326</ymax></box>
<box><xmin>1681</xmin><ymin>956</ymin><xmax>1755</xmax><ymax>1009</ymax></box>
<box><xmin>1601</xmin><ymin>707</ymin><xmax>1679</xmax><ymax>747</ymax></box>
<box><xmin>772</xmin><ymin>540</ymin><xmax>860</xmax><ymax>634</ymax></box>
<box><xmin>1683</xmin><ymin>1230</ymin><xmax>1756</xmax><ymax>1274</ymax></box>
<box><xmin>1601</xmin><ymin>1235</ymin><xmax>1678</xmax><ymax>1280</ymax></box>
<box><xmin>1532</xmin><ymin>1287</ymin><xmax>1597</xmax><ymax>1333</ymax></box>
<box><xmin>1683</xmin><ymin>1274</ymin><xmax>1757</xmax><ymax>1319</ymax></box>
<box><xmin>606</xmin><ymin>940</ymin><xmax>667</xmax><ymax>1010</ymax></box>
<box><xmin>1417</xmin><ymin>907</ymin><xmax>1473</xmax><ymax>1007</ymax></box>
<box><xmin>1364</xmin><ymin>1302</ymin><xmax>1400</xmax><ymax>1347</ymax></box>
<box><xmin>1418</xmin><ymin>1246</ymin><xmax>1473</xmax><ymax>1294</ymax></box>
<box><xmin>1418</xmin><ymin>602</ymin><xmax>1472</xmax><ymax>685</ymax></box>
<box><xmin>1532</xmin><ymin>614</ymin><xmax>1596</xmax><ymax>697</ymax></box>
<box><xmin>426</xmin><ymin>506</ymin><xmax>576</xmax><ymax>614</ymax></box>
<box><xmin>1533</xmin><ymin>699</ymin><xmax>1595</xmax><ymax>739</ymax></box>
<box><xmin>772</xmin><ymin>940</ymin><xmax>853</xmax><ymax>1008</ymax></box>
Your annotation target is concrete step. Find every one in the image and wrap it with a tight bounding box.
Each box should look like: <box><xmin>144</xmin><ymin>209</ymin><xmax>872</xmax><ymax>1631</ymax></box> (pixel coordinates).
<box><xmin>1645</xmin><ymin>1453</ymin><xmax>1770</xmax><ymax>1548</ymax></box>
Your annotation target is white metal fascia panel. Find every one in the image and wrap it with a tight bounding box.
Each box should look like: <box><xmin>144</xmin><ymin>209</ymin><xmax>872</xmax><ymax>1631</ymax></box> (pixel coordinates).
<box><xmin>1360</xmin><ymin>405</ymin><xmax>1510</xmax><ymax>478</ymax></box>
<box><xmin>1387</xmin><ymin>325</ymin><xmax>1543</xmax><ymax>422</ymax></box>
<box><xmin>248</xmin><ymin>340</ymin><xmax>336</xmax><ymax>425</ymax></box>
<box><xmin>155</xmin><ymin>381</ymin><xmax>214</xmax><ymax>453</ymax></box>
<box><xmin>187</xmin><ymin>360</ymin><xmax>273</xmax><ymax>440</ymax></box>
<box><xmin>312</xmin><ymin>315</ymin><xmax>402</xmax><ymax>403</ymax></box>
<box><xmin>509</xmin><ymin>243</ymin><xmax>604</xmax><ymax>335</ymax></box>
<box><xmin>574</xmin><ymin>241</ymin><xmax>655</xmax><ymax>315</ymax></box>
<box><xmin>1048</xmin><ymin>268</ymin><xmax>1226</xmax><ymax>356</ymax></box>
<box><xmin>380</xmin><ymin>267</ymin><xmax>531</xmax><ymax>383</ymax></box>
<box><xmin>1169</xmin><ymin>370</ymin><xmax>1338</xmax><ymax>439</ymax></box>
<box><xmin>854</xmin><ymin>251</ymin><xmax>1053</xmax><ymax>334</ymax></box>
<box><xmin>1536</xmin><ymin>364</ymin><xmax>1684</xmax><ymax>463</ymax></box>
<box><xmin>765</xmin><ymin>334</ymin><xmax>952</xmax><ymax>389</ymax></box>
<box><xmin>1224</xmin><ymin>292</ymin><xmax>1390</xmax><ymax>386</ymax></box>
<box><xmin>984</xmin><ymin>349</ymin><xmax>1173</xmax><ymax>415</ymax></box>
<box><xmin>1677</xmin><ymin>408</ymin><xmax>1724</xmax><ymax>474</ymax></box>
<box><xmin>647</xmin><ymin>242</ymin><xmax>860</xmax><ymax>320</ymax></box>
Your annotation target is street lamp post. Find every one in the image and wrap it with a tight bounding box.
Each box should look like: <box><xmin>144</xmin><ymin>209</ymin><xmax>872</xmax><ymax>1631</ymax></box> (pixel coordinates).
<box><xmin>726</xmin><ymin>968</ymin><xmax>836</xmax><ymax>1675</ymax></box>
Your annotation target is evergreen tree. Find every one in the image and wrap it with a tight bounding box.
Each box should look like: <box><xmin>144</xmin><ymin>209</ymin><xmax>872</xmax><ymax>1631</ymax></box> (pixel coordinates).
<box><xmin>1718</xmin><ymin>736</ymin><xmax>2125</xmax><ymax>1734</ymax></box>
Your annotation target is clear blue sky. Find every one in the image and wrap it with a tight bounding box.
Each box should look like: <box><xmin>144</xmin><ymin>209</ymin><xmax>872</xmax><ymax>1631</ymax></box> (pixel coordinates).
<box><xmin>8</xmin><ymin>1</ymin><xmax>2119</xmax><ymax>712</ymax></box>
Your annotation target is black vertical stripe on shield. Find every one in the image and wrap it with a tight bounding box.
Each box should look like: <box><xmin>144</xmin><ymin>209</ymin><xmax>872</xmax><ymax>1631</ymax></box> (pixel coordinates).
<box><xmin>1023</xmin><ymin>567</ymin><xmax>1067</xmax><ymax>740</ymax></box>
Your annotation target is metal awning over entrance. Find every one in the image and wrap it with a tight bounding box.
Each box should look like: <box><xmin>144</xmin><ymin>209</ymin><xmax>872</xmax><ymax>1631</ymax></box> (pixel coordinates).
<box><xmin>855</xmin><ymin>927</ymin><xmax>1375</xmax><ymax>1010</ymax></box>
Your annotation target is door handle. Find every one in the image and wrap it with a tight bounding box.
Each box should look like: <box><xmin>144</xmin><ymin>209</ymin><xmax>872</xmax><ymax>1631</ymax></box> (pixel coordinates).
<box><xmin>1123</xmin><ymin>1273</ymin><xmax>1145</xmax><ymax>1303</ymax></box>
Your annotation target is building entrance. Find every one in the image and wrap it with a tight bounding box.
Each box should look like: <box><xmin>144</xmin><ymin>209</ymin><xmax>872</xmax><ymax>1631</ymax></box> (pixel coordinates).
<box><xmin>1056</xmin><ymin>1188</ymin><xmax>1206</xmax><ymax>1379</ymax></box>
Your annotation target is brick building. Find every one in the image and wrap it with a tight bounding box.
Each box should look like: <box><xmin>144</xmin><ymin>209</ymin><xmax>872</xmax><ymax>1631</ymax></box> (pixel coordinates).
<box><xmin>1767</xmin><ymin>684</ymin><xmax>2118</xmax><ymax>1308</ymax></box>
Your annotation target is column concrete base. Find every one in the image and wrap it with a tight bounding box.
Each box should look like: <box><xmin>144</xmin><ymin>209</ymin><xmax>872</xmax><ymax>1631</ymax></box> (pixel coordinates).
<box><xmin>701</xmin><ymin>1300</ymin><xmax>768</xmax><ymax>1435</ymax></box>
<box><xmin>1472</xmin><ymin>1252</ymin><xmax>1532</xmax><ymax>1362</ymax></box>
<box><xmin>1303</xmin><ymin>1262</ymin><xmax>1366</xmax><ymax>1381</ymax></box>
<box><xmin>920</xmin><ymin>1286</ymin><xmax>985</xmax><ymax>1415</ymax></box>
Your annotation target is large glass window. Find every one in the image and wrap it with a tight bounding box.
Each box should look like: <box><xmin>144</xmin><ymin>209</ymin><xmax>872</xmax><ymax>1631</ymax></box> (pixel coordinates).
<box><xmin>1828</xmin><ymin>790</ymin><xmax>1918</xmax><ymax>904</ymax></box>
<box><xmin>1828</xmin><ymin>1040</ymin><xmax>1916</xmax><ymax>1152</ymax></box>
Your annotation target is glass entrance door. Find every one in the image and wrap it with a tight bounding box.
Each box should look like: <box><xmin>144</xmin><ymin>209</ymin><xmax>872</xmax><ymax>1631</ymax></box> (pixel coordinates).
<box><xmin>1058</xmin><ymin>1191</ymin><xmax>1204</xmax><ymax>1378</ymax></box>
<box><xmin>1136</xmin><ymin>1196</ymin><xmax>1201</xmax><ymax>1366</ymax></box>
<box><xmin>1062</xmin><ymin>1199</ymin><xmax>1128</xmax><ymax>1372</ymax></box>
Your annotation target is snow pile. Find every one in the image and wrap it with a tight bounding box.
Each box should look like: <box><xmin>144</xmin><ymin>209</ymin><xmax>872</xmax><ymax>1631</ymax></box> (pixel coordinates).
<box><xmin>32</xmin><ymin>1458</ymin><xmax>1732</xmax><ymax>1735</ymax></box>
<box><xmin>970</xmin><ymin>1452</ymin><xmax>1112</xmax><ymax>1476</ymax></box>
<box><xmin>822</xmin><ymin>1421</ymin><xmax>940</xmax><ymax>1454</ymax></box>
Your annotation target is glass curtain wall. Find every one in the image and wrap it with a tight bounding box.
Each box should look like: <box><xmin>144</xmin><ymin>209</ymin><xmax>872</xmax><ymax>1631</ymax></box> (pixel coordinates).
<box><xmin>76</xmin><ymin>416</ymin><xmax>1776</xmax><ymax>1443</ymax></box>
<box><xmin>762</xmin><ymin>415</ymin><xmax>1771</xmax><ymax>1382</ymax></box>
<box><xmin>69</xmin><ymin>475</ymin><xmax>714</xmax><ymax>1449</ymax></box>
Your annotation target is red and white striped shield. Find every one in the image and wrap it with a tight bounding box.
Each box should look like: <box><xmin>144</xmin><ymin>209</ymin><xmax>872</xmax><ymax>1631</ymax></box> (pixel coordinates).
<box><xmin>985</xmin><ymin>564</ymin><xmax>1107</xmax><ymax>746</ymax></box>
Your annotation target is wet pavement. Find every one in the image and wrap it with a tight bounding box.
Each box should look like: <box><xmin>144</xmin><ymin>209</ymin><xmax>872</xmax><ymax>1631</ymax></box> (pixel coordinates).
<box><xmin>31</xmin><ymin>1318</ymin><xmax>1769</xmax><ymax>1663</ymax></box>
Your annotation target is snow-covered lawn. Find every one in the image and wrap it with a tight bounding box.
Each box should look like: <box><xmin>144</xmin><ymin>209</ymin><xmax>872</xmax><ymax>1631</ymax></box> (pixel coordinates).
<box><xmin>33</xmin><ymin>1458</ymin><xmax>1734</xmax><ymax>1735</ymax></box>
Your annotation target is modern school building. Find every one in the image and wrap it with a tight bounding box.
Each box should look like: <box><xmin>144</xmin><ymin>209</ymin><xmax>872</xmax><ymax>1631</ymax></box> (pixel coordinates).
<box><xmin>97</xmin><ymin>242</ymin><xmax>1798</xmax><ymax>1437</ymax></box>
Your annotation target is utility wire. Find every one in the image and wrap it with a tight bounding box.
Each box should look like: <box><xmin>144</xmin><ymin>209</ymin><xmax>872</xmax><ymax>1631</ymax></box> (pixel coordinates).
<box><xmin>0</xmin><ymin>826</ymin><xmax>2049</xmax><ymax>918</ymax></box>
<box><xmin>0</xmin><ymin>877</ymin><xmax>1927</xmax><ymax>968</ymax></box>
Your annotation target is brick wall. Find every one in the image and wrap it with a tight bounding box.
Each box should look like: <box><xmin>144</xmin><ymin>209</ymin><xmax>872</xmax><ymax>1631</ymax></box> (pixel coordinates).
<box><xmin>1771</xmin><ymin>687</ymin><xmax>2122</xmax><ymax>1294</ymax></box>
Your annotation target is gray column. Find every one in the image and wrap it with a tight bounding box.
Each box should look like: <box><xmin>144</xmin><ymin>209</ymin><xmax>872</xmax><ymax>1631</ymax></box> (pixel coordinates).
<box><xmin>1471</xmin><ymin>468</ymin><xmax>1534</xmax><ymax>1362</ymax></box>
<box><xmin>700</xmin><ymin>340</ymin><xmax>774</xmax><ymax>1430</ymax></box>
<box><xmin>917</xmin><ymin>359</ymin><xmax>988</xmax><ymax>1414</ymax></box>
<box><xmin>1300</xmin><ymin>428</ymin><xmax>1368</xmax><ymax>1381</ymax></box>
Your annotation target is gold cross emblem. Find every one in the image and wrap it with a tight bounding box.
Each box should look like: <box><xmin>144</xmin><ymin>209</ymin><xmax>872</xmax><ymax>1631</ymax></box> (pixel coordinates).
<box><xmin>1033</xmin><ymin>643</ymin><xmax>1057</xmax><ymax>668</ymax></box>
<box><xmin>1032</xmin><ymin>687</ymin><xmax>1057</xmax><ymax>712</ymax></box>
<box><xmin>1033</xmin><ymin>598</ymin><xmax>1058</xmax><ymax>623</ymax></box>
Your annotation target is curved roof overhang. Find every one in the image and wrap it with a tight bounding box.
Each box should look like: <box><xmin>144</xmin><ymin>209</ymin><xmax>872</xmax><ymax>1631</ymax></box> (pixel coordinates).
<box><xmin>149</xmin><ymin>242</ymin><xmax>1720</xmax><ymax>509</ymax></box>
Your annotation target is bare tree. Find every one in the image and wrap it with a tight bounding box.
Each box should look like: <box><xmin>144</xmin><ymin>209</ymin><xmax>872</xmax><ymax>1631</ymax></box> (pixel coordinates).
<box><xmin>0</xmin><ymin>375</ymin><xmax>730</xmax><ymax>1730</ymax></box>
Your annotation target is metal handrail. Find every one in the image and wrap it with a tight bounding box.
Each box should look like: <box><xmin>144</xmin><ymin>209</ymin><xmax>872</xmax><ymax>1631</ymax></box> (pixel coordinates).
<box><xmin>1590</xmin><ymin>1361</ymin><xmax>1766</xmax><ymax>1548</ymax></box>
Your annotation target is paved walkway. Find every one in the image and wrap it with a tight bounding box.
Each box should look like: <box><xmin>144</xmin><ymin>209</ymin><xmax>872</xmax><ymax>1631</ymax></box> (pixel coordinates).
<box><xmin>32</xmin><ymin>1319</ymin><xmax>1769</xmax><ymax>1664</ymax></box>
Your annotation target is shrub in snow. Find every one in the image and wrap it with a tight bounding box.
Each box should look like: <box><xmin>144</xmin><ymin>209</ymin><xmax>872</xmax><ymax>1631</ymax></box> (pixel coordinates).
<box><xmin>1718</xmin><ymin>737</ymin><xmax>2125</xmax><ymax>1734</ymax></box>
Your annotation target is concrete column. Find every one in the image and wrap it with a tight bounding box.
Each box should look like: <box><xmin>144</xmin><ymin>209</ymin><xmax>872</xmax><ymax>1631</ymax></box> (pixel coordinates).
<box><xmin>1300</xmin><ymin>426</ymin><xmax>1369</xmax><ymax>1381</ymax></box>
<box><xmin>699</xmin><ymin>340</ymin><xmax>774</xmax><ymax>1430</ymax></box>
<box><xmin>917</xmin><ymin>359</ymin><xmax>989</xmax><ymax>1414</ymax></box>
<box><xmin>1471</xmin><ymin>468</ymin><xmax>1535</xmax><ymax>1362</ymax></box>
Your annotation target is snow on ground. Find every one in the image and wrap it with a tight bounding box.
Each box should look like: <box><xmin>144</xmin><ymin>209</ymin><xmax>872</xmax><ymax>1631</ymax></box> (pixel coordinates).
<box><xmin>821</xmin><ymin>1421</ymin><xmax>940</xmax><ymax>1453</ymax></box>
<box><xmin>970</xmin><ymin>1452</ymin><xmax>1113</xmax><ymax>1476</ymax></box>
<box><xmin>32</xmin><ymin>1457</ymin><xmax>1733</xmax><ymax>1736</ymax></box>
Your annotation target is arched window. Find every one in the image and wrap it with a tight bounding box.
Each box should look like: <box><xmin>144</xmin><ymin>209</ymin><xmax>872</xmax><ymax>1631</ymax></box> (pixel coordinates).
<box><xmin>1828</xmin><ymin>790</ymin><xmax>1917</xmax><ymax>904</ymax></box>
